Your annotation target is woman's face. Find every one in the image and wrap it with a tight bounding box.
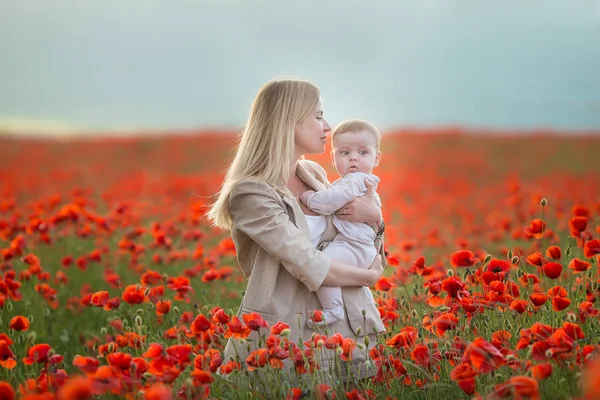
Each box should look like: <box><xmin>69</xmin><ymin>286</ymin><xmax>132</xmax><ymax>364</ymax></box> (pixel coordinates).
<box><xmin>294</xmin><ymin>97</ymin><xmax>331</xmax><ymax>157</ymax></box>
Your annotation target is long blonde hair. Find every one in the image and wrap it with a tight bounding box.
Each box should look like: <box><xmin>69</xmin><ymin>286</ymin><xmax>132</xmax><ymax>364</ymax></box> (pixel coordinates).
<box><xmin>207</xmin><ymin>77</ymin><xmax>320</xmax><ymax>230</ymax></box>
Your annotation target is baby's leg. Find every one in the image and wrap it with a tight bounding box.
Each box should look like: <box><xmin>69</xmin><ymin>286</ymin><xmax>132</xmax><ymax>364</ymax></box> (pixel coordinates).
<box><xmin>308</xmin><ymin>241</ymin><xmax>357</xmax><ymax>329</ymax></box>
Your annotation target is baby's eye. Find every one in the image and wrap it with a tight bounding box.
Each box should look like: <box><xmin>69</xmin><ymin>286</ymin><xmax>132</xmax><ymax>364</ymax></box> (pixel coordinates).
<box><xmin>360</xmin><ymin>151</ymin><xmax>368</xmax><ymax>155</ymax></box>
<box><xmin>341</xmin><ymin>151</ymin><xmax>349</xmax><ymax>155</ymax></box>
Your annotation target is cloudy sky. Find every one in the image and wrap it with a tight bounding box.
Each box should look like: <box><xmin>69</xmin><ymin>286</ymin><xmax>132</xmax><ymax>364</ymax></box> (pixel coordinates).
<box><xmin>1</xmin><ymin>0</ymin><xmax>599</xmax><ymax>133</ymax></box>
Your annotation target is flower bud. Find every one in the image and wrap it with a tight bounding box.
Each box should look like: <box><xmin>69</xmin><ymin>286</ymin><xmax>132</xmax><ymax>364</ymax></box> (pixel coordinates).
<box><xmin>172</xmin><ymin>306</ymin><xmax>180</xmax><ymax>315</ymax></box>
<box><xmin>100</xmin><ymin>327</ymin><xmax>107</xmax><ymax>335</ymax></box>
<box><xmin>136</xmin><ymin>308</ymin><xmax>145</xmax><ymax>315</ymax></box>
<box><xmin>144</xmin><ymin>287</ymin><xmax>151</xmax><ymax>297</ymax></box>
<box><xmin>335</xmin><ymin>347</ymin><xmax>343</xmax><ymax>356</ymax></box>
<box><xmin>507</xmin><ymin>250</ymin><xmax>513</xmax><ymax>260</ymax></box>
<box><xmin>447</xmin><ymin>269</ymin><xmax>454</xmax><ymax>277</ymax></box>
<box><xmin>28</xmin><ymin>315</ymin><xmax>34</xmax><ymax>323</ymax></box>
<box><xmin>355</xmin><ymin>327</ymin><xmax>362</xmax><ymax>336</ymax></box>
<box><xmin>357</xmin><ymin>343</ymin><xmax>365</xmax><ymax>350</ymax></box>
<box><xmin>567</xmin><ymin>313</ymin><xmax>577</xmax><ymax>323</ymax></box>
<box><xmin>363</xmin><ymin>335</ymin><xmax>370</xmax><ymax>347</ymax></box>
<box><xmin>565</xmin><ymin>247</ymin><xmax>572</xmax><ymax>257</ymax></box>
<box><xmin>592</xmin><ymin>281</ymin><xmax>599</xmax><ymax>291</ymax></box>
<box><xmin>134</xmin><ymin>315</ymin><xmax>143</xmax><ymax>327</ymax></box>
<box><xmin>317</xmin><ymin>340</ymin><xmax>325</xmax><ymax>348</ymax></box>
<box><xmin>411</xmin><ymin>309</ymin><xmax>418</xmax><ymax>318</ymax></box>
<box><xmin>540</xmin><ymin>198</ymin><xmax>547</xmax><ymax>207</ymax></box>
<box><xmin>511</xmin><ymin>256</ymin><xmax>520</xmax><ymax>265</ymax></box>
<box><xmin>516</xmin><ymin>269</ymin><xmax>525</xmax><ymax>279</ymax></box>
<box><xmin>545</xmin><ymin>349</ymin><xmax>553</xmax><ymax>358</ymax></box>
<box><xmin>6</xmin><ymin>300</ymin><xmax>12</xmax><ymax>312</ymax></box>
<box><xmin>44</xmin><ymin>307</ymin><xmax>51</xmax><ymax>317</ymax></box>
<box><xmin>108</xmin><ymin>342</ymin><xmax>116</xmax><ymax>353</ymax></box>
<box><xmin>400</xmin><ymin>298</ymin><xmax>407</xmax><ymax>308</ymax></box>
<box><xmin>281</xmin><ymin>329</ymin><xmax>291</xmax><ymax>337</ymax></box>
<box><xmin>483</xmin><ymin>254</ymin><xmax>492</xmax><ymax>264</ymax></box>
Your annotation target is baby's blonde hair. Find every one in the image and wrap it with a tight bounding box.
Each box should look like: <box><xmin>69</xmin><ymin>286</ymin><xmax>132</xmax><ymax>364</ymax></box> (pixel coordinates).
<box><xmin>331</xmin><ymin>119</ymin><xmax>381</xmax><ymax>150</ymax></box>
<box><xmin>207</xmin><ymin>77</ymin><xmax>320</xmax><ymax>230</ymax></box>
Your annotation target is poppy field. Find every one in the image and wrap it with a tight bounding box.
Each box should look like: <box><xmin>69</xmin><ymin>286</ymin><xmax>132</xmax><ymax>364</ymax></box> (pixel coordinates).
<box><xmin>0</xmin><ymin>130</ymin><xmax>599</xmax><ymax>399</ymax></box>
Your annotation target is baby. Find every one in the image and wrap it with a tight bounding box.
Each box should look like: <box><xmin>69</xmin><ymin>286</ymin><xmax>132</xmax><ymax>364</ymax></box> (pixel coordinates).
<box><xmin>300</xmin><ymin>119</ymin><xmax>383</xmax><ymax>328</ymax></box>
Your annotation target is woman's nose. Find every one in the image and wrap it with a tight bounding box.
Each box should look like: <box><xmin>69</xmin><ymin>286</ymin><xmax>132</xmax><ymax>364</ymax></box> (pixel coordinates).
<box><xmin>323</xmin><ymin>119</ymin><xmax>331</xmax><ymax>132</ymax></box>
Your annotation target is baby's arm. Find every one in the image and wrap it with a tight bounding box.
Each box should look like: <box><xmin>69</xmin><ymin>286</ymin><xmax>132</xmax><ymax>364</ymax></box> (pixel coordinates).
<box><xmin>300</xmin><ymin>173</ymin><xmax>369</xmax><ymax>215</ymax></box>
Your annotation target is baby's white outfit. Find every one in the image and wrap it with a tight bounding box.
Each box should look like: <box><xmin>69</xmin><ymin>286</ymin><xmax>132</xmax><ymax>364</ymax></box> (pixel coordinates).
<box><xmin>304</xmin><ymin>172</ymin><xmax>380</xmax><ymax>328</ymax></box>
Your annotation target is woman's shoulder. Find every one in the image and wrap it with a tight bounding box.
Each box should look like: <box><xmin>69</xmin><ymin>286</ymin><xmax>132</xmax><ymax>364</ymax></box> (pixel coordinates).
<box><xmin>229</xmin><ymin>177</ymin><xmax>279</xmax><ymax>201</ymax></box>
<box><xmin>298</xmin><ymin>159</ymin><xmax>328</xmax><ymax>182</ymax></box>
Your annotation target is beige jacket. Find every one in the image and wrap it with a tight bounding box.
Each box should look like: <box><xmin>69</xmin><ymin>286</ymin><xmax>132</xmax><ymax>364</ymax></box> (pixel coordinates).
<box><xmin>223</xmin><ymin>159</ymin><xmax>386</xmax><ymax>378</ymax></box>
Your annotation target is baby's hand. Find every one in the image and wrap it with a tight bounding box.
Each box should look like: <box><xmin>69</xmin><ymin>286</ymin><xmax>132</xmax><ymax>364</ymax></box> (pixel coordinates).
<box><xmin>299</xmin><ymin>190</ymin><xmax>316</xmax><ymax>205</ymax></box>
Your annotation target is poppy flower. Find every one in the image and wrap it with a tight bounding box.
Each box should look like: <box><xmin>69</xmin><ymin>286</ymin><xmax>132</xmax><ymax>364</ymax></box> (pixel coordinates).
<box><xmin>450</xmin><ymin>250</ymin><xmax>478</xmax><ymax>267</ymax></box>
<box><xmin>90</xmin><ymin>291</ymin><xmax>109</xmax><ymax>307</ymax></box>
<box><xmin>0</xmin><ymin>382</ymin><xmax>15</xmax><ymax>400</ymax></box>
<box><xmin>0</xmin><ymin>338</ymin><xmax>16</xmax><ymax>369</ymax></box>
<box><xmin>224</xmin><ymin>316</ymin><xmax>251</xmax><ymax>339</ymax></box>
<box><xmin>143</xmin><ymin>384</ymin><xmax>173</xmax><ymax>400</ymax></box>
<box><xmin>526</xmin><ymin>252</ymin><xmax>547</xmax><ymax>267</ymax></box>
<box><xmin>530</xmin><ymin>363</ymin><xmax>553</xmax><ymax>380</ymax></box>
<box><xmin>569</xmin><ymin>216</ymin><xmax>588</xmax><ymax>237</ymax></box>
<box><xmin>121</xmin><ymin>285</ymin><xmax>145</xmax><ymax>304</ymax></box>
<box><xmin>433</xmin><ymin>313</ymin><xmax>459</xmax><ymax>337</ymax></box>
<box><xmin>584</xmin><ymin>239</ymin><xmax>600</xmax><ymax>258</ymax></box>
<box><xmin>246</xmin><ymin>348</ymin><xmax>269</xmax><ymax>371</ymax></box>
<box><xmin>568</xmin><ymin>258</ymin><xmax>591</xmax><ymax>274</ymax></box>
<box><xmin>57</xmin><ymin>376</ymin><xmax>92</xmax><ymax>400</ymax></box>
<box><xmin>545</xmin><ymin>246</ymin><xmax>561</xmax><ymax>260</ymax></box>
<box><xmin>465</xmin><ymin>338</ymin><xmax>505</xmax><ymax>373</ymax></box>
<box><xmin>542</xmin><ymin>262</ymin><xmax>562</xmax><ymax>279</ymax></box>
<box><xmin>23</xmin><ymin>343</ymin><xmax>52</xmax><ymax>365</ymax></box>
<box><xmin>509</xmin><ymin>299</ymin><xmax>528</xmax><ymax>314</ymax></box>
<box><xmin>271</xmin><ymin>321</ymin><xmax>290</xmax><ymax>335</ymax></box>
<box><xmin>526</xmin><ymin>219</ymin><xmax>546</xmax><ymax>239</ymax></box>
<box><xmin>374</xmin><ymin>276</ymin><xmax>394</xmax><ymax>291</ymax></box>
<box><xmin>9</xmin><ymin>316</ymin><xmax>29</xmax><ymax>331</ymax></box>
<box><xmin>242</xmin><ymin>312</ymin><xmax>269</xmax><ymax>331</ymax></box>
<box><xmin>190</xmin><ymin>314</ymin><xmax>212</xmax><ymax>334</ymax></box>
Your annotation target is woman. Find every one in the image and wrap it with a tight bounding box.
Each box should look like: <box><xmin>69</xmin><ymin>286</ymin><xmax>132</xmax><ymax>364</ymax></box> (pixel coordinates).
<box><xmin>207</xmin><ymin>77</ymin><xmax>386</xmax><ymax>384</ymax></box>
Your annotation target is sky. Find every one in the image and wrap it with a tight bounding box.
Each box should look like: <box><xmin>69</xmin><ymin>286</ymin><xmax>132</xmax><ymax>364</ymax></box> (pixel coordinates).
<box><xmin>1</xmin><ymin>0</ymin><xmax>600</xmax><ymax>134</ymax></box>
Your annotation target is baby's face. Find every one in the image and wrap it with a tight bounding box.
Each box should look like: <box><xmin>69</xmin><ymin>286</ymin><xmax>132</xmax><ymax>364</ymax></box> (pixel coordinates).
<box><xmin>331</xmin><ymin>130</ymin><xmax>381</xmax><ymax>177</ymax></box>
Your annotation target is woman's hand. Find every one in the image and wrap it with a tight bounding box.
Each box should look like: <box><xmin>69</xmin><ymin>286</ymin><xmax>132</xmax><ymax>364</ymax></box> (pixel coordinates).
<box><xmin>367</xmin><ymin>254</ymin><xmax>383</xmax><ymax>286</ymax></box>
<box><xmin>335</xmin><ymin>179</ymin><xmax>382</xmax><ymax>228</ymax></box>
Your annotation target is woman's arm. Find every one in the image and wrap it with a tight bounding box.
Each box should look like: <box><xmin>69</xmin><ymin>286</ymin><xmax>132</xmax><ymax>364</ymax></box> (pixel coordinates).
<box><xmin>322</xmin><ymin>255</ymin><xmax>382</xmax><ymax>287</ymax></box>
<box><xmin>229</xmin><ymin>180</ymin><xmax>377</xmax><ymax>291</ymax></box>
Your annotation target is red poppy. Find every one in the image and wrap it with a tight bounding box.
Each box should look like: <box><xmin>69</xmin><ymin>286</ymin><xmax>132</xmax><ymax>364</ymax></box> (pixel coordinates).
<box><xmin>465</xmin><ymin>338</ymin><xmax>505</xmax><ymax>373</ymax></box>
<box><xmin>121</xmin><ymin>284</ymin><xmax>145</xmax><ymax>304</ymax></box>
<box><xmin>526</xmin><ymin>252</ymin><xmax>547</xmax><ymax>267</ymax></box>
<box><xmin>9</xmin><ymin>316</ymin><xmax>29</xmax><ymax>331</ymax></box>
<box><xmin>450</xmin><ymin>250</ymin><xmax>478</xmax><ymax>267</ymax></box>
<box><xmin>0</xmin><ymin>338</ymin><xmax>16</xmax><ymax>369</ymax></box>
<box><xmin>224</xmin><ymin>316</ymin><xmax>251</xmax><ymax>339</ymax></box>
<box><xmin>542</xmin><ymin>262</ymin><xmax>562</xmax><ymax>280</ymax></box>
<box><xmin>190</xmin><ymin>314</ymin><xmax>212</xmax><ymax>334</ymax></box>
<box><xmin>0</xmin><ymin>382</ymin><xmax>15</xmax><ymax>400</ymax></box>
<box><xmin>568</xmin><ymin>258</ymin><xmax>591</xmax><ymax>273</ymax></box>
<box><xmin>374</xmin><ymin>276</ymin><xmax>394</xmax><ymax>291</ymax></box>
<box><xmin>510</xmin><ymin>299</ymin><xmax>528</xmax><ymax>314</ymax></box>
<box><xmin>584</xmin><ymin>239</ymin><xmax>600</xmax><ymax>258</ymax></box>
<box><xmin>271</xmin><ymin>321</ymin><xmax>290</xmax><ymax>335</ymax></box>
<box><xmin>23</xmin><ymin>343</ymin><xmax>52</xmax><ymax>365</ymax></box>
<box><xmin>526</xmin><ymin>219</ymin><xmax>546</xmax><ymax>239</ymax></box>
<box><xmin>242</xmin><ymin>312</ymin><xmax>269</xmax><ymax>331</ymax></box>
<box><xmin>90</xmin><ymin>291</ymin><xmax>109</xmax><ymax>307</ymax></box>
<box><xmin>545</xmin><ymin>245</ymin><xmax>561</xmax><ymax>260</ymax></box>
<box><xmin>569</xmin><ymin>216</ymin><xmax>588</xmax><ymax>237</ymax></box>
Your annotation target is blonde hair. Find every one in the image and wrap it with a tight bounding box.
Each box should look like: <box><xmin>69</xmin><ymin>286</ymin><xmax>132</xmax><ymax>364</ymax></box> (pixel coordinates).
<box><xmin>331</xmin><ymin>119</ymin><xmax>381</xmax><ymax>150</ymax></box>
<box><xmin>207</xmin><ymin>77</ymin><xmax>320</xmax><ymax>230</ymax></box>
